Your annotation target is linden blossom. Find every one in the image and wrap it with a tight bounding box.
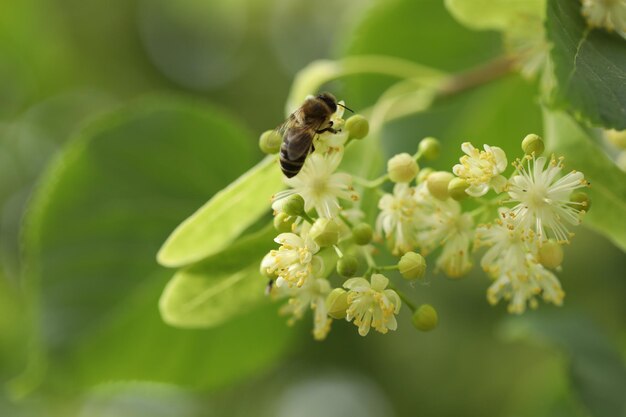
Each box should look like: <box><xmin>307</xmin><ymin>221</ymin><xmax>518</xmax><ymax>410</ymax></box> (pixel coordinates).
<box><xmin>452</xmin><ymin>142</ymin><xmax>508</xmax><ymax>197</ymax></box>
<box><xmin>506</xmin><ymin>155</ymin><xmax>589</xmax><ymax>243</ymax></box>
<box><xmin>272</xmin><ymin>150</ymin><xmax>359</xmax><ymax>219</ymax></box>
<box><xmin>343</xmin><ymin>274</ymin><xmax>401</xmax><ymax>336</ymax></box>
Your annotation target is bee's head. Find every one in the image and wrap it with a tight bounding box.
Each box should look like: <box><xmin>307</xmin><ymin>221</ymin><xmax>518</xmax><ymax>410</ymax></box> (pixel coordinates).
<box><xmin>316</xmin><ymin>92</ymin><xmax>337</xmax><ymax>113</ymax></box>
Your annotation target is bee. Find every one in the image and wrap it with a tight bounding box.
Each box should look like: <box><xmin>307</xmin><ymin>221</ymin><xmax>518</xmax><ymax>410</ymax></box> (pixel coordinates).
<box><xmin>278</xmin><ymin>92</ymin><xmax>352</xmax><ymax>178</ymax></box>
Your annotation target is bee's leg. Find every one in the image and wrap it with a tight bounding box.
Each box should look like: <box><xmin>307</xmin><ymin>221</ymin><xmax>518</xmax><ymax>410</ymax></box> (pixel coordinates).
<box><xmin>316</xmin><ymin>127</ymin><xmax>340</xmax><ymax>134</ymax></box>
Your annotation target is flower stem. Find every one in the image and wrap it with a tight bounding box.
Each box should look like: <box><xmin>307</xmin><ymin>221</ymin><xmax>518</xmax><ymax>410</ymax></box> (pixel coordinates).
<box><xmin>353</xmin><ymin>173</ymin><xmax>389</xmax><ymax>188</ymax></box>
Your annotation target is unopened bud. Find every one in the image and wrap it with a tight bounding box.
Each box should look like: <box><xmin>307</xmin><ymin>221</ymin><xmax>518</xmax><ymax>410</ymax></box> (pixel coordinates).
<box><xmin>398</xmin><ymin>252</ymin><xmax>426</xmax><ymax>280</ymax></box>
<box><xmin>538</xmin><ymin>240</ymin><xmax>563</xmax><ymax>269</ymax></box>
<box><xmin>448</xmin><ymin>177</ymin><xmax>469</xmax><ymax>201</ymax></box>
<box><xmin>418</xmin><ymin>137</ymin><xmax>441</xmax><ymax>160</ymax></box>
<box><xmin>522</xmin><ymin>134</ymin><xmax>544</xmax><ymax>156</ymax></box>
<box><xmin>388</xmin><ymin>153</ymin><xmax>419</xmax><ymax>183</ymax></box>
<box><xmin>259</xmin><ymin>130</ymin><xmax>282</xmax><ymax>154</ymax></box>
<box><xmin>412</xmin><ymin>304</ymin><xmax>438</xmax><ymax>331</ymax></box>
<box><xmin>273</xmin><ymin>212</ymin><xmax>295</xmax><ymax>233</ymax></box>
<box><xmin>606</xmin><ymin>129</ymin><xmax>626</xmax><ymax>149</ymax></box>
<box><xmin>417</xmin><ymin>167</ymin><xmax>433</xmax><ymax>183</ymax></box>
<box><xmin>310</xmin><ymin>218</ymin><xmax>340</xmax><ymax>247</ymax></box>
<box><xmin>570</xmin><ymin>191</ymin><xmax>591</xmax><ymax>212</ymax></box>
<box><xmin>345</xmin><ymin>115</ymin><xmax>369</xmax><ymax>140</ymax></box>
<box><xmin>326</xmin><ymin>288</ymin><xmax>349</xmax><ymax>319</ymax></box>
<box><xmin>352</xmin><ymin>223</ymin><xmax>373</xmax><ymax>245</ymax></box>
<box><xmin>426</xmin><ymin>171</ymin><xmax>454</xmax><ymax>200</ymax></box>
<box><xmin>337</xmin><ymin>256</ymin><xmax>359</xmax><ymax>278</ymax></box>
<box><xmin>260</xmin><ymin>254</ymin><xmax>276</xmax><ymax>278</ymax></box>
<box><xmin>282</xmin><ymin>194</ymin><xmax>305</xmax><ymax>217</ymax></box>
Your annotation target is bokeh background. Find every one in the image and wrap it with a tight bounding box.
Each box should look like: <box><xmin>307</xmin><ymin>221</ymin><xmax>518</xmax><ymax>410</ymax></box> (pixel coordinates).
<box><xmin>1</xmin><ymin>0</ymin><xmax>625</xmax><ymax>416</ymax></box>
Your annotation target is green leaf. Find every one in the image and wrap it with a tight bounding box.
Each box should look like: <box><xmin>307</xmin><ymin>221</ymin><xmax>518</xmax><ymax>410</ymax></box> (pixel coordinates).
<box><xmin>501</xmin><ymin>313</ymin><xmax>626</xmax><ymax>417</ymax></box>
<box><xmin>445</xmin><ymin>0</ymin><xmax>544</xmax><ymax>31</ymax></box>
<box><xmin>543</xmin><ymin>110</ymin><xmax>626</xmax><ymax>252</ymax></box>
<box><xmin>160</xmin><ymin>225</ymin><xmax>275</xmax><ymax>328</ymax></box>
<box><xmin>0</xmin><ymin>91</ymin><xmax>113</xmax><ymax>279</ymax></box>
<box><xmin>546</xmin><ymin>0</ymin><xmax>626</xmax><ymax>129</ymax></box>
<box><xmin>23</xmin><ymin>97</ymin><xmax>294</xmax><ymax>390</ymax></box>
<box><xmin>157</xmin><ymin>155</ymin><xmax>282</xmax><ymax>268</ymax></box>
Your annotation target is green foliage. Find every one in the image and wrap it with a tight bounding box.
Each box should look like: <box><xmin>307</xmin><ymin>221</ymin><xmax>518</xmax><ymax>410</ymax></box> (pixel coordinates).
<box><xmin>545</xmin><ymin>0</ymin><xmax>626</xmax><ymax>129</ymax></box>
<box><xmin>157</xmin><ymin>156</ymin><xmax>282</xmax><ymax>267</ymax></box>
<box><xmin>502</xmin><ymin>313</ymin><xmax>626</xmax><ymax>417</ymax></box>
<box><xmin>160</xmin><ymin>225</ymin><xmax>274</xmax><ymax>328</ymax></box>
<box><xmin>543</xmin><ymin>110</ymin><xmax>626</xmax><ymax>252</ymax></box>
<box><xmin>22</xmin><ymin>98</ymin><xmax>294</xmax><ymax>390</ymax></box>
<box><xmin>445</xmin><ymin>0</ymin><xmax>544</xmax><ymax>31</ymax></box>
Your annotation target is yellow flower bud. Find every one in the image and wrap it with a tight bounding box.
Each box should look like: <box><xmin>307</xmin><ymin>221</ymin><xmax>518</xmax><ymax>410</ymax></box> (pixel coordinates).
<box><xmin>273</xmin><ymin>212</ymin><xmax>295</xmax><ymax>233</ymax></box>
<box><xmin>538</xmin><ymin>240</ymin><xmax>563</xmax><ymax>269</ymax></box>
<box><xmin>417</xmin><ymin>167</ymin><xmax>433</xmax><ymax>183</ymax></box>
<box><xmin>310</xmin><ymin>218</ymin><xmax>340</xmax><ymax>247</ymax></box>
<box><xmin>352</xmin><ymin>223</ymin><xmax>373</xmax><ymax>245</ymax></box>
<box><xmin>398</xmin><ymin>252</ymin><xmax>426</xmax><ymax>280</ymax></box>
<box><xmin>337</xmin><ymin>255</ymin><xmax>359</xmax><ymax>278</ymax></box>
<box><xmin>345</xmin><ymin>114</ymin><xmax>369</xmax><ymax>140</ymax></box>
<box><xmin>448</xmin><ymin>177</ymin><xmax>469</xmax><ymax>201</ymax></box>
<box><xmin>259</xmin><ymin>130</ymin><xmax>282</xmax><ymax>154</ymax></box>
<box><xmin>326</xmin><ymin>288</ymin><xmax>349</xmax><ymax>319</ymax></box>
<box><xmin>426</xmin><ymin>171</ymin><xmax>454</xmax><ymax>200</ymax></box>
<box><xmin>282</xmin><ymin>194</ymin><xmax>305</xmax><ymax>217</ymax></box>
<box><xmin>418</xmin><ymin>137</ymin><xmax>441</xmax><ymax>160</ymax></box>
<box><xmin>412</xmin><ymin>304</ymin><xmax>438</xmax><ymax>331</ymax></box>
<box><xmin>521</xmin><ymin>134</ymin><xmax>544</xmax><ymax>156</ymax></box>
<box><xmin>388</xmin><ymin>153</ymin><xmax>419</xmax><ymax>183</ymax></box>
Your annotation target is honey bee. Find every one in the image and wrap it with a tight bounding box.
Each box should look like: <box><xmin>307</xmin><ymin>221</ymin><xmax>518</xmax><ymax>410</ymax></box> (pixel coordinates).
<box><xmin>278</xmin><ymin>92</ymin><xmax>352</xmax><ymax>178</ymax></box>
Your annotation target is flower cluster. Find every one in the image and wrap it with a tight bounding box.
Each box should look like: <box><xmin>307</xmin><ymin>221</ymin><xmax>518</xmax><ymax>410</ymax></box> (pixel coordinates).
<box><xmin>259</xmin><ymin>96</ymin><xmax>589</xmax><ymax>340</ymax></box>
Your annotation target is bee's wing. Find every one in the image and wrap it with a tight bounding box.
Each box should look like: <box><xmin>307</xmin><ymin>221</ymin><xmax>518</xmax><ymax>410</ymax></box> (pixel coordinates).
<box><xmin>284</xmin><ymin>126</ymin><xmax>315</xmax><ymax>161</ymax></box>
<box><xmin>276</xmin><ymin>109</ymin><xmax>316</xmax><ymax>160</ymax></box>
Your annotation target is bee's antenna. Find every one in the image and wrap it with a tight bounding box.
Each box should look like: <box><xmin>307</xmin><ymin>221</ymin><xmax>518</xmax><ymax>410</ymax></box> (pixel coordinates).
<box><xmin>337</xmin><ymin>103</ymin><xmax>354</xmax><ymax>113</ymax></box>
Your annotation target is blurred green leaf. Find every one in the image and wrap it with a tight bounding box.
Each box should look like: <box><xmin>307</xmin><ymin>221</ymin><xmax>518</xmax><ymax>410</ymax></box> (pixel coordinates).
<box><xmin>546</xmin><ymin>0</ymin><xmax>626</xmax><ymax>129</ymax></box>
<box><xmin>501</xmin><ymin>313</ymin><xmax>626</xmax><ymax>417</ymax></box>
<box><xmin>160</xmin><ymin>225</ymin><xmax>274</xmax><ymax>328</ymax></box>
<box><xmin>23</xmin><ymin>97</ymin><xmax>294</xmax><ymax>390</ymax></box>
<box><xmin>0</xmin><ymin>91</ymin><xmax>113</xmax><ymax>279</ymax></box>
<box><xmin>444</xmin><ymin>0</ymin><xmax>544</xmax><ymax>31</ymax></box>
<box><xmin>543</xmin><ymin>110</ymin><xmax>626</xmax><ymax>252</ymax></box>
<box><xmin>157</xmin><ymin>156</ymin><xmax>282</xmax><ymax>268</ymax></box>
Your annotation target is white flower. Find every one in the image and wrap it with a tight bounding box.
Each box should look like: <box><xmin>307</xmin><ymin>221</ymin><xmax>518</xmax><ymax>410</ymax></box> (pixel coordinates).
<box><xmin>487</xmin><ymin>259</ymin><xmax>565</xmax><ymax>314</ymax></box>
<box><xmin>376</xmin><ymin>183</ymin><xmax>420</xmax><ymax>255</ymax></box>
<box><xmin>453</xmin><ymin>142</ymin><xmax>508</xmax><ymax>197</ymax></box>
<box><xmin>275</xmin><ymin>278</ymin><xmax>333</xmax><ymax>341</ymax></box>
<box><xmin>273</xmin><ymin>150</ymin><xmax>359</xmax><ymax>218</ymax></box>
<box><xmin>261</xmin><ymin>232</ymin><xmax>322</xmax><ymax>288</ymax></box>
<box><xmin>507</xmin><ymin>156</ymin><xmax>588</xmax><ymax>243</ymax></box>
<box><xmin>343</xmin><ymin>274</ymin><xmax>401</xmax><ymax>336</ymax></box>
<box><xmin>581</xmin><ymin>0</ymin><xmax>626</xmax><ymax>38</ymax></box>
<box><xmin>413</xmin><ymin>185</ymin><xmax>474</xmax><ymax>277</ymax></box>
<box><xmin>475</xmin><ymin>210</ymin><xmax>538</xmax><ymax>278</ymax></box>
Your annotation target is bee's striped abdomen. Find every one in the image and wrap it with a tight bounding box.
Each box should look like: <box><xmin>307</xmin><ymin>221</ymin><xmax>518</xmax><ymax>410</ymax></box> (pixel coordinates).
<box><xmin>279</xmin><ymin>129</ymin><xmax>314</xmax><ymax>178</ymax></box>
<box><xmin>279</xmin><ymin>142</ymin><xmax>308</xmax><ymax>178</ymax></box>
